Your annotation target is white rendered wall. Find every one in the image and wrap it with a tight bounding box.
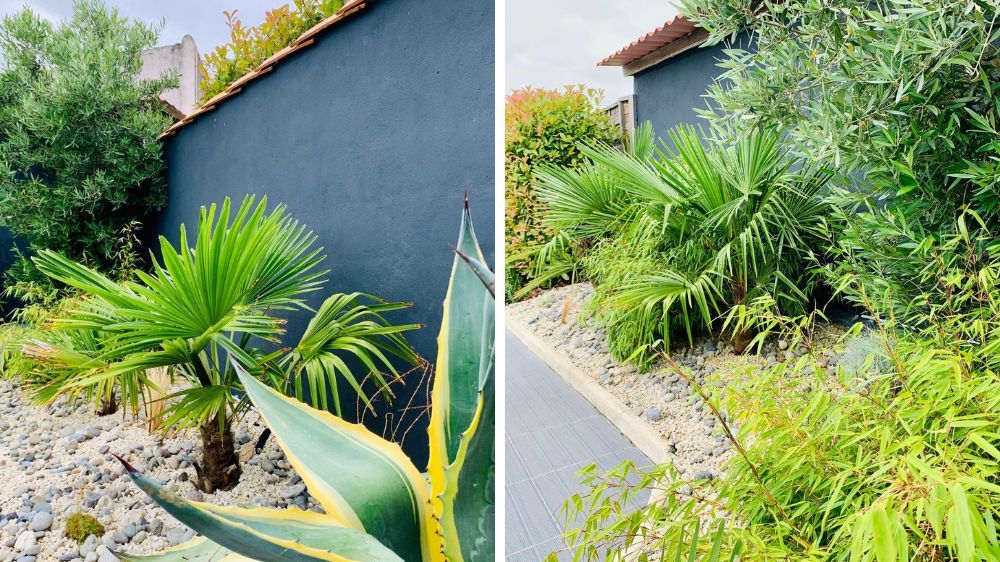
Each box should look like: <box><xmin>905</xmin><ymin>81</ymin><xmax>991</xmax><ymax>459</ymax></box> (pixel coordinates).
<box><xmin>140</xmin><ymin>35</ymin><xmax>201</xmax><ymax>117</ymax></box>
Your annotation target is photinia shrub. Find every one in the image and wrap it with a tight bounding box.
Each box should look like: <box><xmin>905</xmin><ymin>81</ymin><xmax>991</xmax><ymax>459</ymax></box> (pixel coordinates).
<box><xmin>504</xmin><ymin>85</ymin><xmax>620</xmax><ymax>301</ymax></box>
<box><xmin>200</xmin><ymin>0</ymin><xmax>344</xmax><ymax>102</ymax></box>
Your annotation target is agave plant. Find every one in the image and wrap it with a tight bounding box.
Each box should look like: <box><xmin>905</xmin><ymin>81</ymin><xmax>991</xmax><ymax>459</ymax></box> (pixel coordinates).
<box><xmin>114</xmin><ymin>202</ymin><xmax>495</xmax><ymax>561</ymax></box>
<box><xmin>29</xmin><ymin>195</ymin><xmax>420</xmax><ymax>492</ymax></box>
<box><xmin>538</xmin><ymin>124</ymin><xmax>830</xmax><ymax>357</ymax></box>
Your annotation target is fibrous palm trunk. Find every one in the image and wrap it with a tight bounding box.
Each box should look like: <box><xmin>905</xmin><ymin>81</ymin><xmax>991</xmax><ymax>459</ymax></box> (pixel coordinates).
<box><xmin>195</xmin><ymin>415</ymin><xmax>241</xmax><ymax>492</ymax></box>
<box><xmin>96</xmin><ymin>392</ymin><xmax>117</xmax><ymax>416</ymax></box>
<box><xmin>730</xmin><ymin>279</ymin><xmax>754</xmax><ymax>354</ymax></box>
<box><xmin>731</xmin><ymin>328</ymin><xmax>754</xmax><ymax>355</ymax></box>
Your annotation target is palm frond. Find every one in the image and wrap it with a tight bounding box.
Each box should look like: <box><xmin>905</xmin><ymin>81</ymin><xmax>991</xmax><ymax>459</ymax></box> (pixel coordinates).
<box><xmin>279</xmin><ymin>293</ymin><xmax>421</xmax><ymax>416</ymax></box>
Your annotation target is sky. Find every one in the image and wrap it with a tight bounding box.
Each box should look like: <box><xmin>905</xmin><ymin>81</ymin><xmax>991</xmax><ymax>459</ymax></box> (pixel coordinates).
<box><xmin>0</xmin><ymin>1</ymin><xmax>281</xmax><ymax>57</ymax></box>
<box><xmin>505</xmin><ymin>0</ymin><xmax>680</xmax><ymax>104</ymax></box>
<box><xmin>0</xmin><ymin>0</ymin><xmax>685</xmax><ymax>106</ymax></box>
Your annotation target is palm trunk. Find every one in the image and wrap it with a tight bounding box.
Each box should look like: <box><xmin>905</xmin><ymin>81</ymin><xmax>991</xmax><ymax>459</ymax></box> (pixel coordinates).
<box><xmin>194</xmin><ymin>414</ymin><xmax>241</xmax><ymax>492</ymax></box>
<box><xmin>732</xmin><ymin>327</ymin><xmax>755</xmax><ymax>355</ymax></box>
<box><xmin>730</xmin><ymin>277</ymin><xmax>753</xmax><ymax>354</ymax></box>
<box><xmin>95</xmin><ymin>392</ymin><xmax>117</xmax><ymax>416</ymax></box>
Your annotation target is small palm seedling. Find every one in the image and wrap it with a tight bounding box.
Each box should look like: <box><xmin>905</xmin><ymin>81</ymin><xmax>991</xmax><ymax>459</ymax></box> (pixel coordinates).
<box><xmin>112</xmin><ymin>201</ymin><xmax>494</xmax><ymax>561</ymax></box>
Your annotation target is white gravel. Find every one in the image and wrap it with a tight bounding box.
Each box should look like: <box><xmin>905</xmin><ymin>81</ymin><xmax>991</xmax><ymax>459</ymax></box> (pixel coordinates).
<box><xmin>508</xmin><ymin>283</ymin><xmax>848</xmax><ymax>484</ymax></box>
<box><xmin>0</xmin><ymin>380</ymin><xmax>318</xmax><ymax>562</ymax></box>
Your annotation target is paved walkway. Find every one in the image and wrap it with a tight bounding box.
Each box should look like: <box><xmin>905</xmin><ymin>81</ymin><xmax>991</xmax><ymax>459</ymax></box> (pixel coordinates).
<box><xmin>505</xmin><ymin>330</ymin><xmax>651</xmax><ymax>560</ymax></box>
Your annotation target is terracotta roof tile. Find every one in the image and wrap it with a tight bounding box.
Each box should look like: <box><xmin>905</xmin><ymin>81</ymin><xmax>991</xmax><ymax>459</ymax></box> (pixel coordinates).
<box><xmin>598</xmin><ymin>14</ymin><xmax>699</xmax><ymax>67</ymax></box>
<box><xmin>161</xmin><ymin>0</ymin><xmax>367</xmax><ymax>138</ymax></box>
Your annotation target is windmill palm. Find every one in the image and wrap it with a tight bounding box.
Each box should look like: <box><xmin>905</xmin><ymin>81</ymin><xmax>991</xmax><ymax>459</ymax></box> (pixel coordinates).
<box><xmin>538</xmin><ymin>124</ymin><xmax>829</xmax><ymax>356</ymax></box>
<box><xmin>31</xmin><ymin>195</ymin><xmax>419</xmax><ymax>491</ymax></box>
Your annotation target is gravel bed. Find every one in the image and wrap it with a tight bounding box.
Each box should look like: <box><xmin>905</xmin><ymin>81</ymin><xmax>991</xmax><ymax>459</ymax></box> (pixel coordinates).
<box><xmin>508</xmin><ymin>283</ymin><xmax>847</xmax><ymax>484</ymax></box>
<box><xmin>0</xmin><ymin>381</ymin><xmax>319</xmax><ymax>562</ymax></box>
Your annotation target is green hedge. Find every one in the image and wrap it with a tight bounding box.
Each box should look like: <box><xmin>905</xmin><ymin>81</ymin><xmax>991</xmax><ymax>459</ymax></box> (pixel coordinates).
<box><xmin>504</xmin><ymin>86</ymin><xmax>619</xmax><ymax>301</ymax></box>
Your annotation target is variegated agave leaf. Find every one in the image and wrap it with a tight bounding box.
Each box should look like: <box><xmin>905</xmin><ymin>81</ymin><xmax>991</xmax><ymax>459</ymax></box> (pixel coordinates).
<box><xmin>426</xmin><ymin>201</ymin><xmax>496</xmax><ymax>561</ymax></box>
<box><xmin>120</xmin><ymin>202</ymin><xmax>495</xmax><ymax>562</ymax></box>
<box><xmin>115</xmin><ymin>453</ymin><xmax>403</xmax><ymax>561</ymax></box>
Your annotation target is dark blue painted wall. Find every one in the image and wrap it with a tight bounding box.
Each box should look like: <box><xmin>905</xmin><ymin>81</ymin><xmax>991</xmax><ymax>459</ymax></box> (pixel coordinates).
<box><xmin>633</xmin><ymin>34</ymin><xmax>750</xmax><ymax>138</ymax></box>
<box><xmin>156</xmin><ymin>0</ymin><xmax>494</xmax><ymax>468</ymax></box>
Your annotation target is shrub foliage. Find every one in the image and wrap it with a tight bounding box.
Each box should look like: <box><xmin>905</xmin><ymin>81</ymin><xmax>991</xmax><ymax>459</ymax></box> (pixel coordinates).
<box><xmin>565</xmin><ymin>270</ymin><xmax>1000</xmax><ymax>560</ymax></box>
<box><xmin>504</xmin><ymin>86</ymin><xmax>620</xmax><ymax>301</ymax></box>
<box><xmin>560</xmin><ymin>1</ymin><xmax>1000</xmax><ymax>559</ymax></box>
<box><xmin>0</xmin><ymin>1</ymin><xmax>176</xmax><ymax>283</ymax></box>
<box><xmin>200</xmin><ymin>0</ymin><xmax>344</xmax><ymax>102</ymax></box>
<box><xmin>681</xmin><ymin>0</ymin><xmax>1000</xmax><ymax>327</ymax></box>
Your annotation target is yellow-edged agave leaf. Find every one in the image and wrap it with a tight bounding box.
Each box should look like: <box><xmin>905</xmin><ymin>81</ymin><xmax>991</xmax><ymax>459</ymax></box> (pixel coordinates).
<box><xmin>426</xmin><ymin>200</ymin><xmax>495</xmax><ymax>561</ymax></box>
<box><xmin>429</xmin><ymin>200</ymin><xmax>490</xmax><ymax>469</ymax></box>
<box><xmin>117</xmin><ymin>456</ymin><xmax>402</xmax><ymax>562</ymax></box>
<box><xmin>234</xmin><ymin>364</ymin><xmax>431</xmax><ymax>562</ymax></box>
<box><xmin>452</xmin><ymin>248</ymin><xmax>495</xmax><ymax>298</ymax></box>
<box><xmin>118</xmin><ymin>536</ymin><xmax>233</xmax><ymax>561</ymax></box>
<box><xmin>439</xmin><ymin>370</ymin><xmax>494</xmax><ymax>561</ymax></box>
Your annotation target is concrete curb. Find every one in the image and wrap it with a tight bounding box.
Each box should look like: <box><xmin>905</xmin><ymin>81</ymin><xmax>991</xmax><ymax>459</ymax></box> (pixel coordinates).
<box><xmin>507</xmin><ymin>315</ymin><xmax>669</xmax><ymax>465</ymax></box>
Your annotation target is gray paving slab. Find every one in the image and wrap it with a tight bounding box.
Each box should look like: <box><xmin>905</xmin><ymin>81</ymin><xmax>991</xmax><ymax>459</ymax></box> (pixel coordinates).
<box><xmin>505</xmin><ymin>330</ymin><xmax>652</xmax><ymax>560</ymax></box>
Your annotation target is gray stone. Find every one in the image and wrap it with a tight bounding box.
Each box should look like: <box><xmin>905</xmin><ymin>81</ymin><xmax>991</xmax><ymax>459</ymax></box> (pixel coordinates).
<box><xmin>644</xmin><ymin>408</ymin><xmax>661</xmax><ymax>422</ymax></box>
<box><xmin>79</xmin><ymin>536</ymin><xmax>98</xmax><ymax>556</ymax></box>
<box><xmin>13</xmin><ymin>531</ymin><xmax>34</xmax><ymax>551</ymax></box>
<box><xmin>83</xmin><ymin>493</ymin><xmax>101</xmax><ymax>509</ymax></box>
<box><xmin>165</xmin><ymin>527</ymin><xmax>190</xmax><ymax>546</ymax></box>
<box><xmin>281</xmin><ymin>484</ymin><xmax>306</xmax><ymax>499</ymax></box>
<box><xmin>27</xmin><ymin>513</ymin><xmax>50</xmax><ymax>533</ymax></box>
<box><xmin>95</xmin><ymin>546</ymin><xmax>116</xmax><ymax>562</ymax></box>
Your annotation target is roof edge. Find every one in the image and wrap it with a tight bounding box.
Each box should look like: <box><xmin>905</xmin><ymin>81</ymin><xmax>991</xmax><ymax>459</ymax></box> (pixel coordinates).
<box><xmin>598</xmin><ymin>13</ymin><xmax>701</xmax><ymax>71</ymax></box>
<box><xmin>160</xmin><ymin>0</ymin><xmax>368</xmax><ymax>138</ymax></box>
<box><xmin>622</xmin><ymin>28</ymin><xmax>709</xmax><ymax>76</ymax></box>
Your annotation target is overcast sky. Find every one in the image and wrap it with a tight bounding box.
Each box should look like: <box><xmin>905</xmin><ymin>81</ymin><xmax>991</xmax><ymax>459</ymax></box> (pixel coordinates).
<box><xmin>506</xmin><ymin>0</ymin><xmax>680</xmax><ymax>103</ymax></box>
<box><xmin>1</xmin><ymin>0</ymin><xmax>685</xmax><ymax>105</ymax></box>
<box><xmin>0</xmin><ymin>1</ymin><xmax>281</xmax><ymax>57</ymax></box>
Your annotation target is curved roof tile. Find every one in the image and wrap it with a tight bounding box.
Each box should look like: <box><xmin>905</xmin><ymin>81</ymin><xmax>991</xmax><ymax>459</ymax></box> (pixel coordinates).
<box><xmin>598</xmin><ymin>14</ymin><xmax>698</xmax><ymax>67</ymax></box>
<box><xmin>161</xmin><ymin>0</ymin><xmax>367</xmax><ymax>138</ymax></box>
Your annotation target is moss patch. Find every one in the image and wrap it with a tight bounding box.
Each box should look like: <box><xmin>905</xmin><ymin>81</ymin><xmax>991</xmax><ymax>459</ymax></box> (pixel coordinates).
<box><xmin>65</xmin><ymin>512</ymin><xmax>104</xmax><ymax>544</ymax></box>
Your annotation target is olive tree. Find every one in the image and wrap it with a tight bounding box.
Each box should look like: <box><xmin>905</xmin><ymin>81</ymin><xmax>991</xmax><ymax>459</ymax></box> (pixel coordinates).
<box><xmin>0</xmin><ymin>0</ymin><xmax>177</xmax><ymax>287</ymax></box>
